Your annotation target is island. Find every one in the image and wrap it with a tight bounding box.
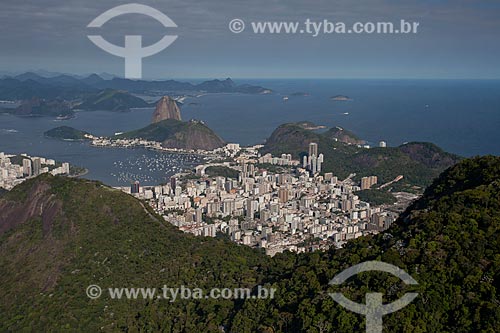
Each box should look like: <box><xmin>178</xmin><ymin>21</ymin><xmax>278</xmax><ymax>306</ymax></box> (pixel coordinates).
<box><xmin>44</xmin><ymin>126</ymin><xmax>90</xmax><ymax>141</ymax></box>
<box><xmin>330</xmin><ymin>95</ymin><xmax>352</xmax><ymax>101</ymax></box>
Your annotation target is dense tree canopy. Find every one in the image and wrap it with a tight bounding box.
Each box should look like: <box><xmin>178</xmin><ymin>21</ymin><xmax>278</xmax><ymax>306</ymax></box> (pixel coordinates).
<box><xmin>1</xmin><ymin>156</ymin><xmax>499</xmax><ymax>332</ymax></box>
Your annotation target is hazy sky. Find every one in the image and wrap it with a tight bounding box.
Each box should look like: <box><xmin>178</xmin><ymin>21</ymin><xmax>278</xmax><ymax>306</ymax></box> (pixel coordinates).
<box><xmin>1</xmin><ymin>0</ymin><xmax>499</xmax><ymax>79</ymax></box>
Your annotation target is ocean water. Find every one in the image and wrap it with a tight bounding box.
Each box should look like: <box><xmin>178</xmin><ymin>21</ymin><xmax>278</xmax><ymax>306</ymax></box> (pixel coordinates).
<box><xmin>0</xmin><ymin>111</ymin><xmax>206</xmax><ymax>186</ymax></box>
<box><xmin>0</xmin><ymin>79</ymin><xmax>499</xmax><ymax>186</ymax></box>
<box><xmin>182</xmin><ymin>79</ymin><xmax>500</xmax><ymax>156</ymax></box>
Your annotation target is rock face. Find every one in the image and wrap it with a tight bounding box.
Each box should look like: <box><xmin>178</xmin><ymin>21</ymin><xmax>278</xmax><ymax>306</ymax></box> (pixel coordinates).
<box><xmin>151</xmin><ymin>96</ymin><xmax>181</xmax><ymax>123</ymax></box>
<box><xmin>0</xmin><ymin>180</ymin><xmax>62</xmax><ymax>235</ymax></box>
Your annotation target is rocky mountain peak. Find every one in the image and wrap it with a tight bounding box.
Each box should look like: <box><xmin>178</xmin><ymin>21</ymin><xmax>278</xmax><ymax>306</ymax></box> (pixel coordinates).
<box><xmin>151</xmin><ymin>96</ymin><xmax>181</xmax><ymax>123</ymax></box>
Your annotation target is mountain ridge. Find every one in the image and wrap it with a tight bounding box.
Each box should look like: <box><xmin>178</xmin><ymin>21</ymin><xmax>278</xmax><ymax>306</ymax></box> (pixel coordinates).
<box><xmin>0</xmin><ymin>73</ymin><xmax>272</xmax><ymax>100</ymax></box>
<box><xmin>76</xmin><ymin>89</ymin><xmax>149</xmax><ymax>112</ymax></box>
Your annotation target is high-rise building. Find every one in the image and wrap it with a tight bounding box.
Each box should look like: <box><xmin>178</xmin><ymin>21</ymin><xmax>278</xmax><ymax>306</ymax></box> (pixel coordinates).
<box><xmin>248</xmin><ymin>164</ymin><xmax>255</xmax><ymax>177</ymax></box>
<box><xmin>242</xmin><ymin>163</ymin><xmax>248</xmax><ymax>178</ymax></box>
<box><xmin>361</xmin><ymin>177</ymin><xmax>371</xmax><ymax>190</ymax></box>
<box><xmin>32</xmin><ymin>158</ymin><xmax>41</xmax><ymax>176</ymax></box>
<box><xmin>224</xmin><ymin>180</ymin><xmax>233</xmax><ymax>192</ymax></box>
<box><xmin>361</xmin><ymin>176</ymin><xmax>378</xmax><ymax>190</ymax></box>
<box><xmin>306</xmin><ymin>142</ymin><xmax>322</xmax><ymax>175</ymax></box>
<box><xmin>246</xmin><ymin>198</ymin><xmax>254</xmax><ymax>218</ymax></box>
<box><xmin>170</xmin><ymin>177</ymin><xmax>177</xmax><ymax>189</ymax></box>
<box><xmin>22</xmin><ymin>159</ymin><xmax>32</xmax><ymax>177</ymax></box>
<box><xmin>131</xmin><ymin>181</ymin><xmax>140</xmax><ymax>194</ymax></box>
<box><xmin>317</xmin><ymin>154</ymin><xmax>323</xmax><ymax>173</ymax></box>
<box><xmin>278</xmin><ymin>188</ymin><xmax>289</xmax><ymax>203</ymax></box>
<box><xmin>62</xmin><ymin>162</ymin><xmax>70</xmax><ymax>174</ymax></box>
<box><xmin>222</xmin><ymin>200</ymin><xmax>235</xmax><ymax>215</ymax></box>
<box><xmin>195</xmin><ymin>208</ymin><xmax>203</xmax><ymax>223</ymax></box>
<box><xmin>308</xmin><ymin>142</ymin><xmax>318</xmax><ymax>158</ymax></box>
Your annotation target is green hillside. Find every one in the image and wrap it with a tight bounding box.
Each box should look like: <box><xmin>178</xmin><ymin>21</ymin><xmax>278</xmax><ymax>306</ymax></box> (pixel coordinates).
<box><xmin>77</xmin><ymin>89</ymin><xmax>149</xmax><ymax>112</ymax></box>
<box><xmin>0</xmin><ymin>175</ymin><xmax>267</xmax><ymax>331</ymax></box>
<box><xmin>205</xmin><ymin>165</ymin><xmax>239</xmax><ymax>179</ymax></box>
<box><xmin>117</xmin><ymin>118</ymin><xmax>225</xmax><ymax>150</ymax></box>
<box><xmin>1</xmin><ymin>156</ymin><xmax>499</xmax><ymax>331</ymax></box>
<box><xmin>262</xmin><ymin>122</ymin><xmax>462</xmax><ymax>189</ymax></box>
<box><xmin>44</xmin><ymin>126</ymin><xmax>89</xmax><ymax>141</ymax></box>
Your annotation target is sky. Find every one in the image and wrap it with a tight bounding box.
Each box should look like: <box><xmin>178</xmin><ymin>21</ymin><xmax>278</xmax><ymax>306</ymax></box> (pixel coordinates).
<box><xmin>0</xmin><ymin>0</ymin><xmax>499</xmax><ymax>79</ymax></box>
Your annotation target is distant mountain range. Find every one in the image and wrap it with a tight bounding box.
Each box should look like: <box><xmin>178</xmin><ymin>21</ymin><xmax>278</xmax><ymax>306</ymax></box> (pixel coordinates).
<box><xmin>0</xmin><ymin>72</ymin><xmax>272</xmax><ymax>100</ymax></box>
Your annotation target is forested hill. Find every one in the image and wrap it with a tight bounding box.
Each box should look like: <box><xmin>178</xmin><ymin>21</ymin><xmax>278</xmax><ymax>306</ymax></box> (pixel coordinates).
<box><xmin>1</xmin><ymin>156</ymin><xmax>499</xmax><ymax>331</ymax></box>
<box><xmin>262</xmin><ymin>122</ymin><xmax>462</xmax><ymax>189</ymax></box>
<box><xmin>0</xmin><ymin>175</ymin><xmax>269</xmax><ymax>331</ymax></box>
